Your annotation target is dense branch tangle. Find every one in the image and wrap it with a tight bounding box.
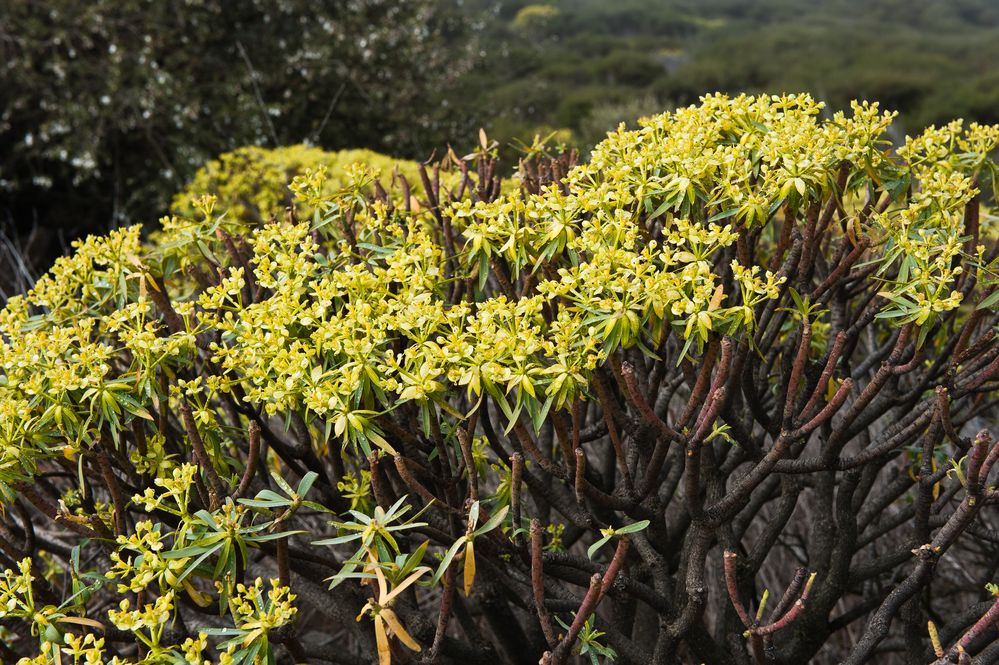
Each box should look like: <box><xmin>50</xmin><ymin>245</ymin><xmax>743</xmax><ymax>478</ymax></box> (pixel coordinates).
<box><xmin>1</xmin><ymin>94</ymin><xmax>998</xmax><ymax>664</ymax></box>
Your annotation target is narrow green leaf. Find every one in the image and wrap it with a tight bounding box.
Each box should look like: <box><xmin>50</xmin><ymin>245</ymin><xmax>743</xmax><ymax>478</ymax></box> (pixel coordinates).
<box><xmin>587</xmin><ymin>535</ymin><xmax>612</xmax><ymax>560</ymax></box>
<box><xmin>615</xmin><ymin>520</ymin><xmax>651</xmax><ymax>534</ymax></box>
<box><xmin>473</xmin><ymin>505</ymin><xmax>509</xmax><ymax>537</ymax></box>
<box><xmin>432</xmin><ymin>536</ymin><xmax>468</xmax><ymax>586</ymax></box>
<box><xmin>297</xmin><ymin>471</ymin><xmax>319</xmax><ymax>498</ymax></box>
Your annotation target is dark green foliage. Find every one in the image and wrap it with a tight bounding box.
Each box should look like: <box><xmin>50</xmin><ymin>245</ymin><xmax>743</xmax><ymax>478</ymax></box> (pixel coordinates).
<box><xmin>0</xmin><ymin>0</ymin><xmax>471</xmax><ymax>244</ymax></box>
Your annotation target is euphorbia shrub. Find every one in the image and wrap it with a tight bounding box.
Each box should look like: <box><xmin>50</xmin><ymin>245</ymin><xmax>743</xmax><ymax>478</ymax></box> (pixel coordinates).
<box><xmin>1</xmin><ymin>94</ymin><xmax>998</xmax><ymax>665</ymax></box>
<box><xmin>168</xmin><ymin>145</ymin><xmax>467</xmax><ymax>225</ymax></box>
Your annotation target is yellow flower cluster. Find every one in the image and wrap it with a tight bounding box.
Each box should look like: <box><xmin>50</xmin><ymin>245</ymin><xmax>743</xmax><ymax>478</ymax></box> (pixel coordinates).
<box><xmin>0</xmin><ymin>558</ymin><xmax>35</xmax><ymax>620</ymax></box>
<box><xmin>107</xmin><ymin>590</ymin><xmax>175</xmax><ymax>632</ymax></box>
<box><xmin>228</xmin><ymin>578</ymin><xmax>298</xmax><ymax>632</ymax></box>
<box><xmin>131</xmin><ymin>463</ymin><xmax>198</xmax><ymax>516</ymax></box>
<box><xmin>108</xmin><ymin>521</ymin><xmax>188</xmax><ymax>593</ymax></box>
<box><xmin>58</xmin><ymin>633</ymin><xmax>107</xmax><ymax>665</ymax></box>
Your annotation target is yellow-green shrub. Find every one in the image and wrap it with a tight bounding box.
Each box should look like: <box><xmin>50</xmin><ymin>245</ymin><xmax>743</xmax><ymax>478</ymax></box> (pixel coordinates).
<box><xmin>170</xmin><ymin>144</ymin><xmax>447</xmax><ymax>224</ymax></box>
<box><xmin>1</xmin><ymin>95</ymin><xmax>998</xmax><ymax>665</ymax></box>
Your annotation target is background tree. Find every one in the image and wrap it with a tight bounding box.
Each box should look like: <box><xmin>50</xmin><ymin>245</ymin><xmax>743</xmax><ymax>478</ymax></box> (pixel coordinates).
<box><xmin>0</xmin><ymin>0</ymin><xmax>473</xmax><ymax>258</ymax></box>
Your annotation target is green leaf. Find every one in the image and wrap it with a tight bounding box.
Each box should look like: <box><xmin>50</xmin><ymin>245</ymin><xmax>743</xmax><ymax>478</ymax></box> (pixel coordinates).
<box><xmin>788</xmin><ymin>288</ymin><xmax>805</xmax><ymax>313</ymax></box>
<box><xmin>327</xmin><ymin>560</ymin><xmax>361</xmax><ymax>589</ymax></box>
<box><xmin>312</xmin><ymin>533</ymin><xmax>363</xmax><ymax>546</ymax></box>
<box><xmin>193</xmin><ymin>510</ymin><xmax>220</xmax><ymax>530</ymax></box>
<box><xmin>874</xmin><ymin>309</ymin><xmax>912</xmax><ymax>320</ymax></box>
<box><xmin>531</xmin><ymin>393</ymin><xmax>556</xmax><ymax>434</ymax></box>
<box><xmin>587</xmin><ymin>535</ymin><xmax>612</xmax><ymax>560</ymax></box>
<box><xmin>114</xmin><ymin>393</ymin><xmax>154</xmax><ymax>421</ymax></box>
<box><xmin>163</xmin><ymin>544</ymin><xmax>217</xmax><ymax>559</ymax></box>
<box><xmin>976</xmin><ymin>289</ymin><xmax>999</xmax><ymax>311</ymax></box>
<box><xmin>467</xmin><ymin>500</ymin><xmax>481</xmax><ymax>531</ymax></box>
<box><xmin>248</xmin><ymin>530</ymin><xmax>306</xmax><ymax>543</ymax></box>
<box><xmin>477</xmin><ymin>255</ymin><xmax>490</xmax><ymax>292</ymax></box>
<box><xmin>239</xmin><ymin>498</ymin><xmax>290</xmax><ymax>509</ymax></box>
<box><xmin>648</xmin><ymin>198</ymin><xmax>673</xmax><ymax>222</ymax></box>
<box><xmin>213</xmin><ymin>539</ymin><xmax>233</xmax><ymax>579</ymax></box>
<box><xmin>677</xmin><ymin>333</ymin><xmax>697</xmax><ymax>366</ymax></box>
<box><xmin>272</xmin><ymin>472</ymin><xmax>296</xmax><ymax>497</ymax></box>
<box><xmin>399</xmin><ymin>540</ymin><xmax>430</xmax><ymax>577</ymax></box>
<box><xmin>432</xmin><ymin>536</ymin><xmax>468</xmax><ymax>586</ymax></box>
<box><xmin>473</xmin><ymin>505</ymin><xmax>509</xmax><ymax>537</ymax></box>
<box><xmin>916</xmin><ymin>321</ymin><xmax>933</xmax><ymax>349</ymax></box>
<box><xmin>301</xmin><ymin>500</ymin><xmax>335</xmax><ymax>513</ymax></box>
<box><xmin>244</xmin><ymin>489</ymin><xmax>291</xmax><ymax>505</ymax></box>
<box><xmin>202</xmin><ymin>628</ymin><xmax>243</xmax><ymax>637</ymax></box>
<box><xmin>243</xmin><ymin>639</ymin><xmax>264</xmax><ymax>665</ymax></box>
<box><xmin>176</xmin><ymin>547</ymin><xmax>218</xmax><ymax>585</ymax></box>
<box><xmin>296</xmin><ymin>471</ymin><xmax>319</xmax><ymax>498</ymax></box>
<box><xmin>615</xmin><ymin>520</ymin><xmax>650</xmax><ymax>534</ymax></box>
<box><xmin>706</xmin><ymin>207</ymin><xmax>739</xmax><ymax>223</ymax></box>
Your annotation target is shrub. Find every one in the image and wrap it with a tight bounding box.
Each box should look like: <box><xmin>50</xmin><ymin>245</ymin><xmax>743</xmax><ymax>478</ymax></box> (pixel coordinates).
<box><xmin>1</xmin><ymin>94</ymin><xmax>998</xmax><ymax>665</ymax></box>
<box><xmin>513</xmin><ymin>4</ymin><xmax>562</xmax><ymax>37</ymax></box>
<box><xmin>169</xmin><ymin>145</ymin><xmax>462</xmax><ymax>225</ymax></box>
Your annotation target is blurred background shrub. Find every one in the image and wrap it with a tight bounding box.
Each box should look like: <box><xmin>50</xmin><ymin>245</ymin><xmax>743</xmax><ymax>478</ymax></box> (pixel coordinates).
<box><xmin>169</xmin><ymin>145</ymin><xmax>453</xmax><ymax>224</ymax></box>
<box><xmin>0</xmin><ymin>0</ymin><xmax>473</xmax><ymax>256</ymax></box>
